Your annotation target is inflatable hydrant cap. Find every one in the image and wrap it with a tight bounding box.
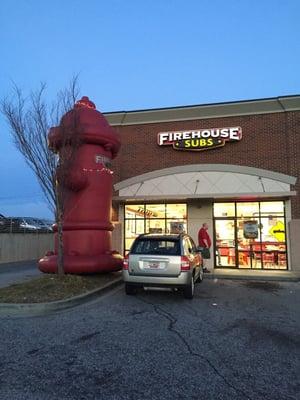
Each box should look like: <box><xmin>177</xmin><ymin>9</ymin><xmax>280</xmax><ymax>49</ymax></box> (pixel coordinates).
<box><xmin>75</xmin><ymin>96</ymin><xmax>96</xmax><ymax>109</ymax></box>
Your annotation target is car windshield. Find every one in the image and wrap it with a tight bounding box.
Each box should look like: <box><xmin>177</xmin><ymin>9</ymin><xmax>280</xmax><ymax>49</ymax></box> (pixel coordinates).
<box><xmin>131</xmin><ymin>239</ymin><xmax>180</xmax><ymax>255</ymax></box>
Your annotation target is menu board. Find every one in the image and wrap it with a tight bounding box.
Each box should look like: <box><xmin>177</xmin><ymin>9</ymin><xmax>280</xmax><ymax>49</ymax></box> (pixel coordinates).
<box><xmin>243</xmin><ymin>220</ymin><xmax>258</xmax><ymax>239</ymax></box>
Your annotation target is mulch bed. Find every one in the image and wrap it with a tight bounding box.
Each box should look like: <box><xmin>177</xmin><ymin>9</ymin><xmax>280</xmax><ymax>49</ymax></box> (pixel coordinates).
<box><xmin>0</xmin><ymin>273</ymin><xmax>120</xmax><ymax>303</ymax></box>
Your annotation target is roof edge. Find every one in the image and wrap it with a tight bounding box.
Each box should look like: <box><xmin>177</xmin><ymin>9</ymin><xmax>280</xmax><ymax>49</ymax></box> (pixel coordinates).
<box><xmin>104</xmin><ymin>95</ymin><xmax>300</xmax><ymax>126</ymax></box>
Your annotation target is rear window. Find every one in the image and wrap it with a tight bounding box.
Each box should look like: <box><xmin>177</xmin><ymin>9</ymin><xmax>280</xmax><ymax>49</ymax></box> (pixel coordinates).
<box><xmin>131</xmin><ymin>239</ymin><xmax>181</xmax><ymax>255</ymax></box>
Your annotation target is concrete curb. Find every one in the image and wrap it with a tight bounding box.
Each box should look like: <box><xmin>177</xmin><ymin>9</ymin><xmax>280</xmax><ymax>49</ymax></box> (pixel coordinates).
<box><xmin>0</xmin><ymin>277</ymin><xmax>123</xmax><ymax>316</ymax></box>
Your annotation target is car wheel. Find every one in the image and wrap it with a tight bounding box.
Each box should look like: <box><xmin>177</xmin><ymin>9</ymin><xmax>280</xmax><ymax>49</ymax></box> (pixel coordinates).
<box><xmin>183</xmin><ymin>275</ymin><xmax>194</xmax><ymax>299</ymax></box>
<box><xmin>197</xmin><ymin>265</ymin><xmax>204</xmax><ymax>283</ymax></box>
<box><xmin>125</xmin><ymin>283</ymin><xmax>137</xmax><ymax>295</ymax></box>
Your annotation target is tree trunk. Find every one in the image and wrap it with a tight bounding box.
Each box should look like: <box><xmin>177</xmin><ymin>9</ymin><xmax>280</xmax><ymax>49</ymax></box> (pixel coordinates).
<box><xmin>57</xmin><ymin>207</ymin><xmax>64</xmax><ymax>275</ymax></box>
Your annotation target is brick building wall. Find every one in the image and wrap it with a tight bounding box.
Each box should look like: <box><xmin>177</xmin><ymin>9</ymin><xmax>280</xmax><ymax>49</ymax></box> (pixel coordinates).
<box><xmin>110</xmin><ymin>110</ymin><xmax>300</xmax><ymax>218</ymax></box>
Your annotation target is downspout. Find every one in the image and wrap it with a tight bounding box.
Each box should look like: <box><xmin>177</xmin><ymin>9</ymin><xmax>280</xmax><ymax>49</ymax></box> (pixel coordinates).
<box><xmin>115</xmin><ymin>112</ymin><xmax>127</xmax><ymax>256</ymax></box>
<box><xmin>277</xmin><ymin>97</ymin><xmax>291</xmax><ymax>175</ymax></box>
<box><xmin>277</xmin><ymin>98</ymin><xmax>292</xmax><ymax>271</ymax></box>
<box><xmin>120</xmin><ymin>111</ymin><xmax>127</xmax><ymax>126</ymax></box>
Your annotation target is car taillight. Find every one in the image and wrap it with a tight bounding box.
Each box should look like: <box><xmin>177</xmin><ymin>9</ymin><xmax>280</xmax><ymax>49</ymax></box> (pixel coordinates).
<box><xmin>180</xmin><ymin>256</ymin><xmax>190</xmax><ymax>271</ymax></box>
<box><xmin>123</xmin><ymin>255</ymin><xmax>129</xmax><ymax>270</ymax></box>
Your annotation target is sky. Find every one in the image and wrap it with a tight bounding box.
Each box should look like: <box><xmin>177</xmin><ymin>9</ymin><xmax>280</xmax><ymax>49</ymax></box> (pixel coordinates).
<box><xmin>0</xmin><ymin>0</ymin><xmax>299</xmax><ymax>219</ymax></box>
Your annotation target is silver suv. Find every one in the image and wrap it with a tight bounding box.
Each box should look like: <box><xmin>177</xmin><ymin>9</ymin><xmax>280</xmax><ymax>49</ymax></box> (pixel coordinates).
<box><xmin>123</xmin><ymin>234</ymin><xmax>203</xmax><ymax>299</ymax></box>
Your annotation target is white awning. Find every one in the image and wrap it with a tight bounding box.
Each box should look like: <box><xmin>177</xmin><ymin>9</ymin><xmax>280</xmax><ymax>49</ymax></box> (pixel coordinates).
<box><xmin>114</xmin><ymin>164</ymin><xmax>297</xmax><ymax>200</ymax></box>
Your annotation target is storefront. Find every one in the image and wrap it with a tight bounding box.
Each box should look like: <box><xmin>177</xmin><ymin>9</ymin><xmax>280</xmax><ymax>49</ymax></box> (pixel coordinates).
<box><xmin>213</xmin><ymin>200</ymin><xmax>287</xmax><ymax>269</ymax></box>
<box><xmin>104</xmin><ymin>95</ymin><xmax>300</xmax><ymax>272</ymax></box>
<box><xmin>123</xmin><ymin>200</ymin><xmax>288</xmax><ymax>270</ymax></box>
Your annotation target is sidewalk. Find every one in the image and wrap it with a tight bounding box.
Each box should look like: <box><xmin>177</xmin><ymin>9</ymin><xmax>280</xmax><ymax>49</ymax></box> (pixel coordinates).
<box><xmin>1</xmin><ymin>261</ymin><xmax>299</xmax><ymax>289</ymax></box>
<box><xmin>0</xmin><ymin>260</ymin><xmax>41</xmax><ymax>288</ymax></box>
<box><xmin>206</xmin><ymin>268</ymin><xmax>300</xmax><ymax>282</ymax></box>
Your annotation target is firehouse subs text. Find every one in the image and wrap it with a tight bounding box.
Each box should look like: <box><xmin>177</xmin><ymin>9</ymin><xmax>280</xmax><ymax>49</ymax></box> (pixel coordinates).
<box><xmin>157</xmin><ymin>127</ymin><xmax>242</xmax><ymax>151</ymax></box>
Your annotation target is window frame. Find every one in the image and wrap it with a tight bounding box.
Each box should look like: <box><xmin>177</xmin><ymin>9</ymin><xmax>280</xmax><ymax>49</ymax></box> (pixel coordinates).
<box><xmin>213</xmin><ymin>200</ymin><xmax>287</xmax><ymax>270</ymax></box>
<box><xmin>124</xmin><ymin>203</ymin><xmax>187</xmax><ymax>254</ymax></box>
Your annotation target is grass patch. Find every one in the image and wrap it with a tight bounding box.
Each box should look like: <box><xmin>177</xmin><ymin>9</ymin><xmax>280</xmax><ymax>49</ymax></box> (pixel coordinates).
<box><xmin>0</xmin><ymin>273</ymin><xmax>120</xmax><ymax>303</ymax></box>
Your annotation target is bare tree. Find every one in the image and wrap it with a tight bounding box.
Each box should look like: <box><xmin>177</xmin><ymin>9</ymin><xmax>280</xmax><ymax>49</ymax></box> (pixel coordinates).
<box><xmin>49</xmin><ymin>107</ymin><xmax>83</xmax><ymax>275</ymax></box>
<box><xmin>1</xmin><ymin>77</ymin><xmax>80</xmax><ymax>275</ymax></box>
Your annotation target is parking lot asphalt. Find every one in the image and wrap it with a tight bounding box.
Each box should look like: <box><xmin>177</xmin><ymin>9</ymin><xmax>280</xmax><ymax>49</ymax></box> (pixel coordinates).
<box><xmin>0</xmin><ymin>260</ymin><xmax>41</xmax><ymax>288</ymax></box>
<box><xmin>0</xmin><ymin>278</ymin><xmax>299</xmax><ymax>400</ymax></box>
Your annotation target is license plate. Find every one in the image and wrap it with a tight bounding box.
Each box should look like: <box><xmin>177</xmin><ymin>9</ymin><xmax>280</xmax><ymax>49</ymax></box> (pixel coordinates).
<box><xmin>144</xmin><ymin>261</ymin><xmax>165</xmax><ymax>269</ymax></box>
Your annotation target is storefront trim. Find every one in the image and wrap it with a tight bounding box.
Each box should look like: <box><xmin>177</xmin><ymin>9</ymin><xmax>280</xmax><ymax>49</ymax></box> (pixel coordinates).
<box><xmin>113</xmin><ymin>192</ymin><xmax>296</xmax><ymax>202</ymax></box>
<box><xmin>114</xmin><ymin>164</ymin><xmax>297</xmax><ymax>192</ymax></box>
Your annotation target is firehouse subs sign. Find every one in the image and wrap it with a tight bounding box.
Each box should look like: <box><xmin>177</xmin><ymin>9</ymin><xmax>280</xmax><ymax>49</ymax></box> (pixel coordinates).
<box><xmin>157</xmin><ymin>126</ymin><xmax>242</xmax><ymax>151</ymax></box>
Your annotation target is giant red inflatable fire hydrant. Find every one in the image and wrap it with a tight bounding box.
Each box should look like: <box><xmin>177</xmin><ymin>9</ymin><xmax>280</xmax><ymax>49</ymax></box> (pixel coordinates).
<box><xmin>38</xmin><ymin>96</ymin><xmax>123</xmax><ymax>273</ymax></box>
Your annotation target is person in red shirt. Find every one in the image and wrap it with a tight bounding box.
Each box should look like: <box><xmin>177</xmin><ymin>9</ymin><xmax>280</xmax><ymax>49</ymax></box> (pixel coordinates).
<box><xmin>198</xmin><ymin>223</ymin><xmax>211</xmax><ymax>272</ymax></box>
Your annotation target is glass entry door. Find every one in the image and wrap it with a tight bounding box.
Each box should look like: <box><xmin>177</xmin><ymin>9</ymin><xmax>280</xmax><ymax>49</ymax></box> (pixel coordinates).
<box><xmin>215</xmin><ymin>219</ymin><xmax>236</xmax><ymax>268</ymax></box>
<box><xmin>213</xmin><ymin>201</ymin><xmax>287</xmax><ymax>270</ymax></box>
<box><xmin>237</xmin><ymin>219</ymin><xmax>261</xmax><ymax>269</ymax></box>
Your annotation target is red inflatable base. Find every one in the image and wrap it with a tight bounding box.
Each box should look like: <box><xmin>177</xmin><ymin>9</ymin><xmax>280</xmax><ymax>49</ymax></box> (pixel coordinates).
<box><xmin>38</xmin><ymin>253</ymin><xmax>123</xmax><ymax>274</ymax></box>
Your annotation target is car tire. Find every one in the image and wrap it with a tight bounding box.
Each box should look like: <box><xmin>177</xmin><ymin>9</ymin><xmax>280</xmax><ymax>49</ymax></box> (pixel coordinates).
<box><xmin>197</xmin><ymin>265</ymin><xmax>204</xmax><ymax>283</ymax></box>
<box><xmin>183</xmin><ymin>276</ymin><xmax>194</xmax><ymax>299</ymax></box>
<box><xmin>125</xmin><ymin>283</ymin><xmax>137</xmax><ymax>295</ymax></box>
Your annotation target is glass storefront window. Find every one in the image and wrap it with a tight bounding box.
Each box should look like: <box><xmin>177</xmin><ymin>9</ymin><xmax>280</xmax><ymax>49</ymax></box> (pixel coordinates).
<box><xmin>215</xmin><ymin>219</ymin><xmax>235</xmax><ymax>267</ymax></box>
<box><xmin>260</xmin><ymin>201</ymin><xmax>284</xmax><ymax>216</ymax></box>
<box><xmin>260</xmin><ymin>217</ymin><xmax>286</xmax><ymax>244</ymax></box>
<box><xmin>144</xmin><ymin>204</ymin><xmax>166</xmax><ymax>219</ymax></box>
<box><xmin>145</xmin><ymin>219</ymin><xmax>166</xmax><ymax>234</ymax></box>
<box><xmin>213</xmin><ymin>201</ymin><xmax>287</xmax><ymax>270</ymax></box>
<box><xmin>213</xmin><ymin>203</ymin><xmax>235</xmax><ymax>217</ymax></box>
<box><xmin>167</xmin><ymin>220</ymin><xmax>186</xmax><ymax>234</ymax></box>
<box><xmin>125</xmin><ymin>237</ymin><xmax>137</xmax><ymax>252</ymax></box>
<box><xmin>215</xmin><ymin>220</ymin><xmax>235</xmax><ymax>247</ymax></box>
<box><xmin>125</xmin><ymin>219</ymin><xmax>144</xmax><ymax>235</ymax></box>
<box><xmin>124</xmin><ymin>218</ymin><xmax>145</xmax><ymax>252</ymax></box>
<box><xmin>236</xmin><ymin>202</ymin><xmax>259</xmax><ymax>217</ymax></box>
<box><xmin>166</xmin><ymin>204</ymin><xmax>187</xmax><ymax>219</ymax></box>
<box><xmin>125</xmin><ymin>205</ymin><xmax>145</xmax><ymax>219</ymax></box>
<box><xmin>237</xmin><ymin>218</ymin><xmax>261</xmax><ymax>250</ymax></box>
<box><xmin>124</xmin><ymin>203</ymin><xmax>187</xmax><ymax>253</ymax></box>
